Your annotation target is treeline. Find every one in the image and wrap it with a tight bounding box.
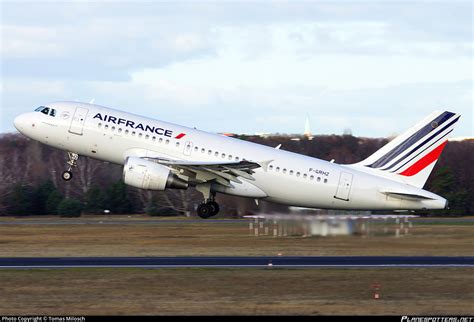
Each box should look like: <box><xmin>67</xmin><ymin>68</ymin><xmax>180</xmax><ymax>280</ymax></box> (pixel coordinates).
<box><xmin>0</xmin><ymin>133</ymin><xmax>472</xmax><ymax>217</ymax></box>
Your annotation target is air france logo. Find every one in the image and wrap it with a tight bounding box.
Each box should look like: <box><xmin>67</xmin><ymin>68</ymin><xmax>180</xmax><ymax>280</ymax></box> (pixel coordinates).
<box><xmin>93</xmin><ymin>113</ymin><xmax>186</xmax><ymax>139</ymax></box>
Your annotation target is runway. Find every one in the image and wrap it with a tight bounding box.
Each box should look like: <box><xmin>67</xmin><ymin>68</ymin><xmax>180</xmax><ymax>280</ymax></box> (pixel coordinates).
<box><xmin>0</xmin><ymin>256</ymin><xmax>472</xmax><ymax>268</ymax></box>
<box><xmin>0</xmin><ymin>219</ymin><xmax>244</xmax><ymax>225</ymax></box>
<box><xmin>0</xmin><ymin>217</ymin><xmax>472</xmax><ymax>226</ymax></box>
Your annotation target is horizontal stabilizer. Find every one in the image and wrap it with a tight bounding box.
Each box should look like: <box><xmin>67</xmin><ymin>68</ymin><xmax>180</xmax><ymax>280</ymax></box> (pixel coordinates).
<box><xmin>379</xmin><ymin>190</ymin><xmax>435</xmax><ymax>201</ymax></box>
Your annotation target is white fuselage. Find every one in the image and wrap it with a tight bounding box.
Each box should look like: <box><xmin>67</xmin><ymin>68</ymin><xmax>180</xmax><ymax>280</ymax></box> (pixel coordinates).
<box><xmin>14</xmin><ymin>101</ymin><xmax>447</xmax><ymax>210</ymax></box>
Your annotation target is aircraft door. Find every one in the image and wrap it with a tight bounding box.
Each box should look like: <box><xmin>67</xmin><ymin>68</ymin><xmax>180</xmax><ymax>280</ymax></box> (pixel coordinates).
<box><xmin>183</xmin><ymin>141</ymin><xmax>193</xmax><ymax>156</ymax></box>
<box><xmin>334</xmin><ymin>172</ymin><xmax>353</xmax><ymax>201</ymax></box>
<box><xmin>68</xmin><ymin>107</ymin><xmax>89</xmax><ymax>135</ymax></box>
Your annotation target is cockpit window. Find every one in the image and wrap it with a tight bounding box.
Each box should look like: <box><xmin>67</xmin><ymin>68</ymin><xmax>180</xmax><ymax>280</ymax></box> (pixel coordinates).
<box><xmin>34</xmin><ymin>106</ymin><xmax>56</xmax><ymax>117</ymax></box>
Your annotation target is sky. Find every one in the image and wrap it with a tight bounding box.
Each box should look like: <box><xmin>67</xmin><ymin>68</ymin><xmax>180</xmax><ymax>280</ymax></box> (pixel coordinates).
<box><xmin>1</xmin><ymin>0</ymin><xmax>472</xmax><ymax>138</ymax></box>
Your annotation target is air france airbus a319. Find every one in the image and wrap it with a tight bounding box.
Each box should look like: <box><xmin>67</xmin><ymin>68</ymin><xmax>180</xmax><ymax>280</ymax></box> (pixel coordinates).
<box><xmin>14</xmin><ymin>102</ymin><xmax>460</xmax><ymax>218</ymax></box>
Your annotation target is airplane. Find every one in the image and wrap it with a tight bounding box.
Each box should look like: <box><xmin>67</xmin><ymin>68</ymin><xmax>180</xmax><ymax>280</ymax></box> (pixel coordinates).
<box><xmin>13</xmin><ymin>102</ymin><xmax>460</xmax><ymax>218</ymax></box>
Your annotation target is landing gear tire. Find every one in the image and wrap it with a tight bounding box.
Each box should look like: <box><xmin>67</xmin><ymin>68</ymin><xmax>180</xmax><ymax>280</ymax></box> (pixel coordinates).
<box><xmin>197</xmin><ymin>201</ymin><xmax>220</xmax><ymax>219</ymax></box>
<box><xmin>207</xmin><ymin>201</ymin><xmax>220</xmax><ymax>217</ymax></box>
<box><xmin>62</xmin><ymin>152</ymin><xmax>79</xmax><ymax>182</ymax></box>
<box><xmin>62</xmin><ymin>170</ymin><xmax>73</xmax><ymax>181</ymax></box>
<box><xmin>197</xmin><ymin>203</ymin><xmax>213</xmax><ymax>219</ymax></box>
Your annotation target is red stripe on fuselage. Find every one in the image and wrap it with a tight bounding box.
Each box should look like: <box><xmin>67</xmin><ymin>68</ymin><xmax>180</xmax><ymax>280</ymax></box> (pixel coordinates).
<box><xmin>175</xmin><ymin>133</ymin><xmax>186</xmax><ymax>139</ymax></box>
<box><xmin>399</xmin><ymin>141</ymin><xmax>448</xmax><ymax>177</ymax></box>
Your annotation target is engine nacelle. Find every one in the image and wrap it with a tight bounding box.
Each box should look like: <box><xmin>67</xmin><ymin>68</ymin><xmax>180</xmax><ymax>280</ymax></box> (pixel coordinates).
<box><xmin>123</xmin><ymin>157</ymin><xmax>188</xmax><ymax>190</ymax></box>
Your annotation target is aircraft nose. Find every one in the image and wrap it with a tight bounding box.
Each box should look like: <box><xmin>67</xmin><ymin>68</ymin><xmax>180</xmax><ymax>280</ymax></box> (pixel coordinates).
<box><xmin>13</xmin><ymin>113</ymin><xmax>30</xmax><ymax>133</ymax></box>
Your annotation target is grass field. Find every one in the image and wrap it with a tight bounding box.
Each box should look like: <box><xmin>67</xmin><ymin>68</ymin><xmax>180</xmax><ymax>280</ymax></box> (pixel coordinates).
<box><xmin>0</xmin><ymin>216</ymin><xmax>472</xmax><ymax>257</ymax></box>
<box><xmin>0</xmin><ymin>215</ymin><xmax>472</xmax><ymax>315</ymax></box>
<box><xmin>0</xmin><ymin>268</ymin><xmax>472</xmax><ymax>315</ymax></box>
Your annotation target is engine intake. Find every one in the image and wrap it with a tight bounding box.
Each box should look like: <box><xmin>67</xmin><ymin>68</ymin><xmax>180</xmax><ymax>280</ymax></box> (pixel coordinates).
<box><xmin>123</xmin><ymin>157</ymin><xmax>188</xmax><ymax>190</ymax></box>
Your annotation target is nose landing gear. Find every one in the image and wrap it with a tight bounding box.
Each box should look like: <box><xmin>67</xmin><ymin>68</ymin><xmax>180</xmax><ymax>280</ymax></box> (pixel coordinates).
<box><xmin>62</xmin><ymin>152</ymin><xmax>79</xmax><ymax>181</ymax></box>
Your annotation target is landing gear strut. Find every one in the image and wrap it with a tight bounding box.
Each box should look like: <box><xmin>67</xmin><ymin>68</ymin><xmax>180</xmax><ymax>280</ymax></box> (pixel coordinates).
<box><xmin>62</xmin><ymin>152</ymin><xmax>79</xmax><ymax>181</ymax></box>
<box><xmin>196</xmin><ymin>183</ymin><xmax>220</xmax><ymax>219</ymax></box>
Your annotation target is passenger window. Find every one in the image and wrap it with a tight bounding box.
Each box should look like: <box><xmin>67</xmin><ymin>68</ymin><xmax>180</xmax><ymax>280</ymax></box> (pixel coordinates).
<box><xmin>159</xmin><ymin>138</ymin><xmax>163</xmax><ymax>143</ymax></box>
<box><xmin>208</xmin><ymin>150</ymin><xmax>212</xmax><ymax>155</ymax></box>
<box><xmin>235</xmin><ymin>157</ymin><xmax>239</xmax><ymax>161</ymax></box>
<box><xmin>118</xmin><ymin>128</ymin><xmax>123</xmax><ymax>133</ymax></box>
<box><xmin>165</xmin><ymin>139</ymin><xmax>169</xmax><ymax>144</ymax></box>
<box><xmin>303</xmin><ymin>174</ymin><xmax>307</xmax><ymax>179</ymax></box>
<box><xmin>290</xmin><ymin>170</ymin><xmax>294</xmax><ymax>175</ymax></box>
<box><xmin>176</xmin><ymin>142</ymin><xmax>180</xmax><ymax>147</ymax></box>
<box><xmin>283</xmin><ymin>169</ymin><xmax>287</xmax><ymax>174</ymax></box>
<box><xmin>310</xmin><ymin>175</ymin><xmax>314</xmax><ymax>180</ymax></box>
<box><xmin>145</xmin><ymin>134</ymin><xmax>149</xmax><ymax>139</ymax></box>
<box><xmin>194</xmin><ymin>146</ymin><xmax>198</xmax><ymax>152</ymax></box>
<box><xmin>317</xmin><ymin>177</ymin><xmax>321</xmax><ymax>182</ymax></box>
<box><xmin>152</xmin><ymin>136</ymin><xmax>156</xmax><ymax>141</ymax></box>
<box><xmin>269</xmin><ymin>165</ymin><xmax>273</xmax><ymax>170</ymax></box>
<box><xmin>228</xmin><ymin>155</ymin><xmax>232</xmax><ymax>160</ymax></box>
<box><xmin>215</xmin><ymin>152</ymin><xmax>219</xmax><ymax>157</ymax></box>
<box><xmin>324</xmin><ymin>178</ymin><xmax>328</xmax><ymax>183</ymax></box>
<box><xmin>296</xmin><ymin>172</ymin><xmax>301</xmax><ymax>177</ymax></box>
<box><xmin>201</xmin><ymin>148</ymin><xmax>205</xmax><ymax>153</ymax></box>
<box><xmin>276</xmin><ymin>167</ymin><xmax>280</xmax><ymax>172</ymax></box>
<box><xmin>222</xmin><ymin>153</ymin><xmax>225</xmax><ymax>158</ymax></box>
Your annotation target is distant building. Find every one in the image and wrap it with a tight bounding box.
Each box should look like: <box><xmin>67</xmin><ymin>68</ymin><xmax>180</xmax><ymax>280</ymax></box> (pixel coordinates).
<box><xmin>255</xmin><ymin>132</ymin><xmax>272</xmax><ymax>138</ymax></box>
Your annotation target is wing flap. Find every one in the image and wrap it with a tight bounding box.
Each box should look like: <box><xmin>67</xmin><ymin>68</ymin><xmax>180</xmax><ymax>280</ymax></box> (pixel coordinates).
<box><xmin>143</xmin><ymin>156</ymin><xmax>262</xmax><ymax>188</ymax></box>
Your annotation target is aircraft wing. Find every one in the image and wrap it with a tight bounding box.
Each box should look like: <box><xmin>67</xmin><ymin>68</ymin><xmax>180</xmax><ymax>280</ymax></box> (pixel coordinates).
<box><xmin>143</xmin><ymin>157</ymin><xmax>267</xmax><ymax>187</ymax></box>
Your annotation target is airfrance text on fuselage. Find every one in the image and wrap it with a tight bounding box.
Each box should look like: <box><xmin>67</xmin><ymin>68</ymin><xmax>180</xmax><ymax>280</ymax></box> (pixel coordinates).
<box><xmin>93</xmin><ymin>113</ymin><xmax>173</xmax><ymax>137</ymax></box>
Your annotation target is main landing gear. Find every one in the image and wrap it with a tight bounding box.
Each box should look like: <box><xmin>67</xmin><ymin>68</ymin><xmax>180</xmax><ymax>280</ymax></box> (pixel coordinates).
<box><xmin>196</xmin><ymin>183</ymin><xmax>220</xmax><ymax>219</ymax></box>
<box><xmin>197</xmin><ymin>200</ymin><xmax>220</xmax><ymax>219</ymax></box>
<box><xmin>62</xmin><ymin>152</ymin><xmax>79</xmax><ymax>181</ymax></box>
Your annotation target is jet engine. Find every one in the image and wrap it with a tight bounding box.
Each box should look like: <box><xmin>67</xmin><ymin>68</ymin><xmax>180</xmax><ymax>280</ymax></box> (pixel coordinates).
<box><xmin>123</xmin><ymin>157</ymin><xmax>188</xmax><ymax>190</ymax></box>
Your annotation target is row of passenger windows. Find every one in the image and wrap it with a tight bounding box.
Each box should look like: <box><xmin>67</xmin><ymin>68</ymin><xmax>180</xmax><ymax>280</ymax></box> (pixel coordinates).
<box><xmin>193</xmin><ymin>145</ymin><xmax>241</xmax><ymax>161</ymax></box>
<box><xmin>99</xmin><ymin>122</ymin><xmax>171</xmax><ymax>144</ymax></box>
<box><xmin>268</xmin><ymin>165</ymin><xmax>328</xmax><ymax>183</ymax></box>
<box><xmin>98</xmin><ymin>122</ymin><xmax>244</xmax><ymax>161</ymax></box>
<box><xmin>98</xmin><ymin>122</ymin><xmax>327</xmax><ymax>184</ymax></box>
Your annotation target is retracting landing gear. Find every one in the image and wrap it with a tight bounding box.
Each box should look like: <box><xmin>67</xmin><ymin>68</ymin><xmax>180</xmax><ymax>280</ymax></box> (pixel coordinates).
<box><xmin>62</xmin><ymin>152</ymin><xmax>79</xmax><ymax>181</ymax></box>
<box><xmin>196</xmin><ymin>183</ymin><xmax>220</xmax><ymax>219</ymax></box>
